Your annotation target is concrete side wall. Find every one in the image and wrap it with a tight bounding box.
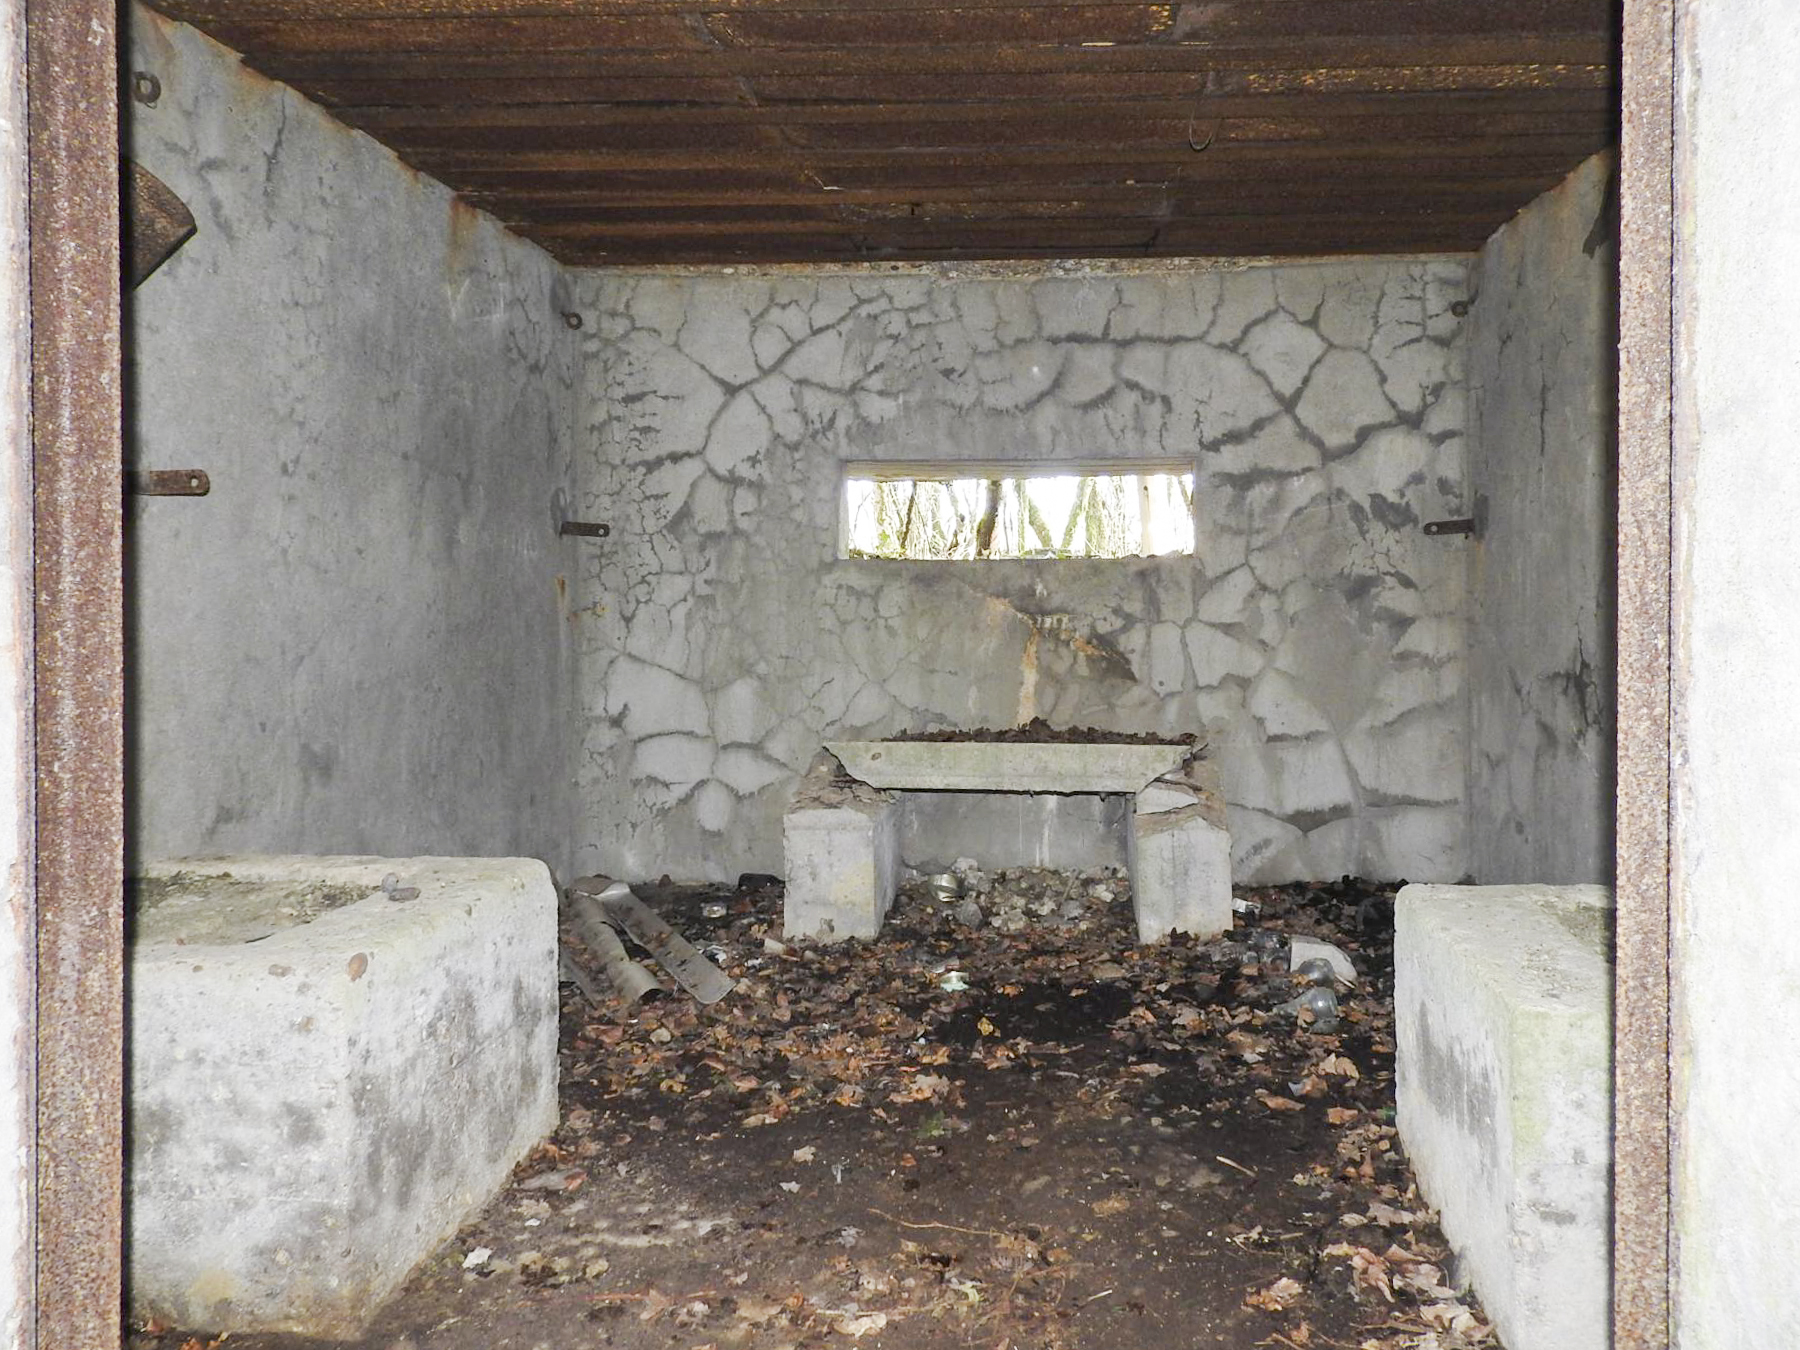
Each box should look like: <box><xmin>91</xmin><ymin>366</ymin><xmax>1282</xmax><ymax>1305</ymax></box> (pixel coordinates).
<box><xmin>571</xmin><ymin>261</ymin><xmax>1472</xmax><ymax>884</ymax></box>
<box><xmin>1672</xmin><ymin>5</ymin><xmax>1800</xmax><ymax>1346</ymax></box>
<box><xmin>0</xmin><ymin>0</ymin><xmax>29</xmax><ymax>1340</ymax></box>
<box><xmin>1464</xmin><ymin>153</ymin><xmax>1617</xmax><ymax>884</ymax></box>
<box><xmin>125</xmin><ymin>8</ymin><xmax>582</xmax><ymax>872</ymax></box>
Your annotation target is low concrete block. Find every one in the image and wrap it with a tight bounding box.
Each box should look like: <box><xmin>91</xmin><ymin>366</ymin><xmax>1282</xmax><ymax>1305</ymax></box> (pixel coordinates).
<box><xmin>782</xmin><ymin>765</ymin><xmax>902</xmax><ymax>941</ymax></box>
<box><xmin>1126</xmin><ymin>799</ymin><xmax>1233</xmax><ymax>942</ymax></box>
<box><xmin>128</xmin><ymin>855</ymin><xmax>559</xmax><ymax>1338</ymax></box>
<box><xmin>1395</xmin><ymin>883</ymin><xmax>1612</xmax><ymax>1350</ymax></box>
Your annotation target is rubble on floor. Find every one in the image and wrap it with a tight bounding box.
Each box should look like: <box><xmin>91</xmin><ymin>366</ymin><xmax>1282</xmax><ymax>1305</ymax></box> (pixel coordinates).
<box><xmin>131</xmin><ymin>871</ymin><xmax>1495</xmax><ymax>1350</ymax></box>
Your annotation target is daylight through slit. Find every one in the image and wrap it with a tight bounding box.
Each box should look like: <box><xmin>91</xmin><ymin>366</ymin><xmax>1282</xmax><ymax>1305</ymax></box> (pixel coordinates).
<box><xmin>844</xmin><ymin>469</ymin><xmax>1196</xmax><ymax>561</ymax></box>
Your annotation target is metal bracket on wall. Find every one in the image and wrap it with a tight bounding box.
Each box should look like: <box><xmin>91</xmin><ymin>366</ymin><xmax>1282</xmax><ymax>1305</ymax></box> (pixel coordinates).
<box><xmin>124</xmin><ymin>160</ymin><xmax>196</xmax><ymax>290</ymax></box>
<box><xmin>126</xmin><ymin>469</ymin><xmax>209</xmax><ymax>497</ymax></box>
<box><xmin>1423</xmin><ymin>518</ymin><xmax>1476</xmax><ymax>537</ymax></box>
<box><xmin>559</xmin><ymin>521</ymin><xmax>610</xmax><ymax>539</ymax></box>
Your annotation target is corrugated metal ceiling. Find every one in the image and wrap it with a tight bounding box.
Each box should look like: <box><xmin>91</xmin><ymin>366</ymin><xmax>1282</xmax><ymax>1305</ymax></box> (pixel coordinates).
<box><xmin>145</xmin><ymin>0</ymin><xmax>1619</xmax><ymax>266</ymax></box>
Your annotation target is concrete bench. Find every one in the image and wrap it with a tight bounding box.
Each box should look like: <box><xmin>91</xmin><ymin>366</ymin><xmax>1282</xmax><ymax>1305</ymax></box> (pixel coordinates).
<box><xmin>1395</xmin><ymin>882</ymin><xmax>1613</xmax><ymax>1350</ymax></box>
<box><xmin>782</xmin><ymin>742</ymin><xmax>1231</xmax><ymax>944</ymax></box>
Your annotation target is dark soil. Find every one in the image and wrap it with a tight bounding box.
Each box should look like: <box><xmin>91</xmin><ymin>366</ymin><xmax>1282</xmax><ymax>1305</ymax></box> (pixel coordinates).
<box><xmin>129</xmin><ymin>876</ymin><xmax>1490</xmax><ymax>1350</ymax></box>
<box><xmin>890</xmin><ymin>719</ymin><xmax>1201</xmax><ymax>746</ymax></box>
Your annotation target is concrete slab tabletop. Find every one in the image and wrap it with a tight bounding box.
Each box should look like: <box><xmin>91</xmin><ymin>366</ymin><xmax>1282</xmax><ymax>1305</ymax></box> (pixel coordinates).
<box><xmin>824</xmin><ymin>740</ymin><xmax>1195</xmax><ymax>794</ymax></box>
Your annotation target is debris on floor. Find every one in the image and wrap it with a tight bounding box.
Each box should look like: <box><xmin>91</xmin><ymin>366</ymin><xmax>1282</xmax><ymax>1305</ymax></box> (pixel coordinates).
<box><xmin>130</xmin><ymin>871</ymin><xmax>1495</xmax><ymax>1350</ymax></box>
<box><xmin>567</xmin><ymin>876</ymin><xmax>735</xmax><ymax>1005</ymax></box>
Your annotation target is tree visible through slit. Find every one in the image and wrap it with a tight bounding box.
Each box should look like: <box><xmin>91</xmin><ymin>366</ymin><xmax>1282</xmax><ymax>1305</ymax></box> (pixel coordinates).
<box><xmin>846</xmin><ymin>469</ymin><xmax>1194</xmax><ymax>561</ymax></box>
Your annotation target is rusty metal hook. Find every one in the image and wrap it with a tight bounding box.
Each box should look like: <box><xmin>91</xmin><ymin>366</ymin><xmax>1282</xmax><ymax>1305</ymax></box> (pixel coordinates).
<box><xmin>1187</xmin><ymin>74</ymin><xmax>1221</xmax><ymax>152</ymax></box>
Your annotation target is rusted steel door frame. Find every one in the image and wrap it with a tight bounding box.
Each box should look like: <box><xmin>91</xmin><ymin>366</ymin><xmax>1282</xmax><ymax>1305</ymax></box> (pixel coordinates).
<box><xmin>1614</xmin><ymin>0</ymin><xmax>1676</xmax><ymax>1346</ymax></box>
<box><xmin>11</xmin><ymin>2</ymin><xmax>1682</xmax><ymax>1349</ymax></box>
<box><xmin>1</xmin><ymin>0</ymin><xmax>34</xmax><ymax>1345</ymax></box>
<box><xmin>26</xmin><ymin>0</ymin><xmax>125</xmax><ymax>1345</ymax></box>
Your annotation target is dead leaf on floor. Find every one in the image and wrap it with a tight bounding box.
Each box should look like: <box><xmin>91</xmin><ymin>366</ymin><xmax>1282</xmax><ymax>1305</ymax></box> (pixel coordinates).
<box><xmin>518</xmin><ymin>1167</ymin><xmax>586</xmax><ymax>1192</ymax></box>
<box><xmin>1327</xmin><ymin>1106</ymin><xmax>1361</xmax><ymax>1126</ymax></box>
<box><xmin>1243</xmin><ymin>1274</ymin><xmax>1304</xmax><ymax>1311</ymax></box>
<box><xmin>1364</xmin><ymin>1202</ymin><xmax>1420</xmax><ymax>1227</ymax></box>
<box><xmin>888</xmin><ymin>1072</ymin><xmax>952</xmax><ymax>1104</ymax></box>
<box><xmin>834</xmin><ymin>1311</ymin><xmax>889</xmax><ymax>1338</ymax></box>
<box><xmin>1257</xmin><ymin>1091</ymin><xmax>1305</xmax><ymax>1112</ymax></box>
<box><xmin>733</xmin><ymin>1296</ymin><xmax>782</xmax><ymax>1326</ymax></box>
<box><xmin>1090</xmin><ymin>1195</ymin><xmax>1131</xmax><ymax>1217</ymax></box>
<box><xmin>1419</xmin><ymin>1299</ymin><xmax>1495</xmax><ymax>1342</ymax></box>
<box><xmin>1324</xmin><ymin>1243</ymin><xmax>1396</xmax><ymax>1302</ymax></box>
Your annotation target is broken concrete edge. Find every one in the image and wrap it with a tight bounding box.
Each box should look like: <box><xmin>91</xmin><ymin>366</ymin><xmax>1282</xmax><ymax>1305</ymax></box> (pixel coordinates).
<box><xmin>133</xmin><ymin>853</ymin><xmax>553</xmax><ymax>962</ymax></box>
<box><xmin>1393</xmin><ymin>882</ymin><xmax>1613</xmax><ymax>1350</ymax></box>
<box><xmin>1137</xmin><ymin>763</ymin><xmax>1229</xmax><ymax>832</ymax></box>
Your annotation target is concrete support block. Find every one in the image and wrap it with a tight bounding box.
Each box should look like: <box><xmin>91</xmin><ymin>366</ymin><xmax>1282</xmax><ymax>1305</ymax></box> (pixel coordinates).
<box><xmin>1128</xmin><ymin>772</ymin><xmax>1233</xmax><ymax>943</ymax></box>
<box><xmin>1395</xmin><ymin>883</ymin><xmax>1612</xmax><ymax>1350</ymax></box>
<box><xmin>128</xmin><ymin>855</ymin><xmax>559</xmax><ymax>1338</ymax></box>
<box><xmin>782</xmin><ymin>791</ymin><xmax>902</xmax><ymax>942</ymax></box>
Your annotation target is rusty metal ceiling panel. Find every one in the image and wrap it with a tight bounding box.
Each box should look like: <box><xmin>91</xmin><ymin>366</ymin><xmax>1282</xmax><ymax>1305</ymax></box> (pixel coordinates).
<box><xmin>146</xmin><ymin>0</ymin><xmax>1619</xmax><ymax>264</ymax></box>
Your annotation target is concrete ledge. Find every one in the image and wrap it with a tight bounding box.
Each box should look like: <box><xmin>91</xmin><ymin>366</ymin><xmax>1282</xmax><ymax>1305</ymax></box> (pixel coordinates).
<box><xmin>128</xmin><ymin>855</ymin><xmax>559</xmax><ymax>1338</ymax></box>
<box><xmin>1395</xmin><ymin>883</ymin><xmax>1612</xmax><ymax>1350</ymax></box>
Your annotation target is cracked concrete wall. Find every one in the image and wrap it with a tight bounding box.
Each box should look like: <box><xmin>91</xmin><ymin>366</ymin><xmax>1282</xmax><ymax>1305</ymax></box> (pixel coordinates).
<box><xmin>125</xmin><ymin>6</ymin><xmax>582</xmax><ymax>873</ymax></box>
<box><xmin>571</xmin><ymin>259</ymin><xmax>1472</xmax><ymax>885</ymax></box>
<box><xmin>1465</xmin><ymin>154</ymin><xmax>1617</xmax><ymax>884</ymax></box>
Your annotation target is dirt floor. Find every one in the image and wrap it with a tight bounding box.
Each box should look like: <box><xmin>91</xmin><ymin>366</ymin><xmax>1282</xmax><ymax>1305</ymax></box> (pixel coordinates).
<box><xmin>131</xmin><ymin>873</ymin><xmax>1494</xmax><ymax>1350</ymax></box>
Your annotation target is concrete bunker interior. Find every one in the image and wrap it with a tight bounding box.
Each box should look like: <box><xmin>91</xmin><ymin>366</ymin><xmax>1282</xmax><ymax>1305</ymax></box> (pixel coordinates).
<box><xmin>119</xmin><ymin>4</ymin><xmax>1622</xmax><ymax>1348</ymax></box>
